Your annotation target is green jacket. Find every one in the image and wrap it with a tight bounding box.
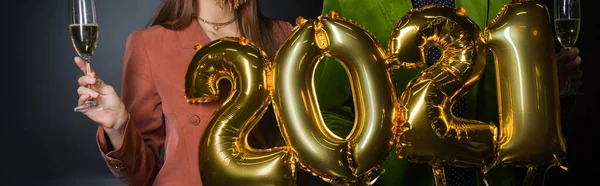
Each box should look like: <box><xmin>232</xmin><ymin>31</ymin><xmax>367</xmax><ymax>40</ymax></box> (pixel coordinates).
<box><xmin>314</xmin><ymin>0</ymin><xmax>517</xmax><ymax>185</ymax></box>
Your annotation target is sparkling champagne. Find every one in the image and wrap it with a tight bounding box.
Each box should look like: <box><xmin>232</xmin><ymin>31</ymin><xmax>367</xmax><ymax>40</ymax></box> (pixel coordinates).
<box><xmin>69</xmin><ymin>24</ymin><xmax>98</xmax><ymax>58</ymax></box>
<box><xmin>554</xmin><ymin>18</ymin><xmax>580</xmax><ymax>48</ymax></box>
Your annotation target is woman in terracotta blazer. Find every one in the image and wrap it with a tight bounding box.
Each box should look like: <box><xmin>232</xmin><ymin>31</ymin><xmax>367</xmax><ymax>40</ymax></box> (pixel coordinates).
<box><xmin>74</xmin><ymin>0</ymin><xmax>293</xmax><ymax>185</ymax></box>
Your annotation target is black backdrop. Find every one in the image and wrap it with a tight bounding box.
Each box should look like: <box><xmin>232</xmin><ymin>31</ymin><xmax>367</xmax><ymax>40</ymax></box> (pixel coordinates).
<box><xmin>1</xmin><ymin>0</ymin><xmax>593</xmax><ymax>185</ymax></box>
<box><xmin>0</xmin><ymin>0</ymin><xmax>323</xmax><ymax>185</ymax></box>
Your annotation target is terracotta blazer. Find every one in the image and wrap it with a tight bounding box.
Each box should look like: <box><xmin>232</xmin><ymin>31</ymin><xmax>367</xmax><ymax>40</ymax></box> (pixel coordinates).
<box><xmin>96</xmin><ymin>20</ymin><xmax>293</xmax><ymax>186</ymax></box>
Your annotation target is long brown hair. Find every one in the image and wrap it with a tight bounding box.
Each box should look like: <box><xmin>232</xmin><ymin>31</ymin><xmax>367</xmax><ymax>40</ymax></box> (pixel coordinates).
<box><xmin>149</xmin><ymin>0</ymin><xmax>282</xmax><ymax>58</ymax></box>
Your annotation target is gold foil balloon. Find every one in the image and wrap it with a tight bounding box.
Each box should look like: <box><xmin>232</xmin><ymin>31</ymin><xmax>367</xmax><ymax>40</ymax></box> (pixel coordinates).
<box><xmin>388</xmin><ymin>5</ymin><xmax>497</xmax><ymax>186</ymax></box>
<box><xmin>272</xmin><ymin>12</ymin><xmax>397</xmax><ymax>184</ymax></box>
<box><xmin>185</xmin><ymin>37</ymin><xmax>295</xmax><ymax>186</ymax></box>
<box><xmin>485</xmin><ymin>0</ymin><xmax>567</xmax><ymax>184</ymax></box>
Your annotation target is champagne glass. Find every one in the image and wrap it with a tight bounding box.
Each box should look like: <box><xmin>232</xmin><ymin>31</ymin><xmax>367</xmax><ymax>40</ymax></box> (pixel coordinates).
<box><xmin>70</xmin><ymin>0</ymin><xmax>102</xmax><ymax>112</ymax></box>
<box><xmin>554</xmin><ymin>0</ymin><xmax>583</xmax><ymax>96</ymax></box>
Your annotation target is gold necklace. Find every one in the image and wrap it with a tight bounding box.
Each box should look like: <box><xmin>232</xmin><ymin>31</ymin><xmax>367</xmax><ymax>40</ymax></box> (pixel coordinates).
<box><xmin>197</xmin><ymin>16</ymin><xmax>237</xmax><ymax>31</ymax></box>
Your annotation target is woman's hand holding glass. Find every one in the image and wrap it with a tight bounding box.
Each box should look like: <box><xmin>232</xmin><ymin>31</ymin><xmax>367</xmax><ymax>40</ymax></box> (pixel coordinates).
<box><xmin>556</xmin><ymin>47</ymin><xmax>583</xmax><ymax>95</ymax></box>
<box><xmin>75</xmin><ymin>56</ymin><xmax>128</xmax><ymax>148</ymax></box>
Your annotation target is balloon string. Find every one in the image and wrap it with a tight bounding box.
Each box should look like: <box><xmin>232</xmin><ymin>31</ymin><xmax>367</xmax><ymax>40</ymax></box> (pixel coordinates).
<box><xmin>541</xmin><ymin>164</ymin><xmax>553</xmax><ymax>186</ymax></box>
<box><xmin>522</xmin><ymin>166</ymin><xmax>536</xmax><ymax>186</ymax></box>
<box><xmin>432</xmin><ymin>166</ymin><xmax>447</xmax><ymax>186</ymax></box>
<box><xmin>541</xmin><ymin>162</ymin><xmax>569</xmax><ymax>186</ymax></box>
<box><xmin>568</xmin><ymin>96</ymin><xmax>578</xmax><ymax>119</ymax></box>
<box><xmin>369</xmin><ymin>169</ymin><xmax>386</xmax><ymax>185</ymax></box>
<box><xmin>481</xmin><ymin>161</ymin><xmax>495</xmax><ymax>186</ymax></box>
<box><xmin>481</xmin><ymin>170</ymin><xmax>490</xmax><ymax>186</ymax></box>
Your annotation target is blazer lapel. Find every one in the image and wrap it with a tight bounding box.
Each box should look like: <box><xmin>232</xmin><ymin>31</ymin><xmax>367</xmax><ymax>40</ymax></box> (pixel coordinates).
<box><xmin>176</xmin><ymin>20</ymin><xmax>210</xmax><ymax>49</ymax></box>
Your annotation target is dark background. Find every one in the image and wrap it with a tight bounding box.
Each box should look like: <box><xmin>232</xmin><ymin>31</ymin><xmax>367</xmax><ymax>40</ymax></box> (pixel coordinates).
<box><xmin>0</xmin><ymin>0</ymin><xmax>593</xmax><ymax>185</ymax></box>
<box><xmin>1</xmin><ymin>0</ymin><xmax>324</xmax><ymax>185</ymax></box>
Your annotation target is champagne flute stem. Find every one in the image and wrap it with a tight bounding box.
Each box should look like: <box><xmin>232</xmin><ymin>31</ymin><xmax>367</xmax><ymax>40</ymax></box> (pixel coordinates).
<box><xmin>85</xmin><ymin>57</ymin><xmax>95</xmax><ymax>101</ymax></box>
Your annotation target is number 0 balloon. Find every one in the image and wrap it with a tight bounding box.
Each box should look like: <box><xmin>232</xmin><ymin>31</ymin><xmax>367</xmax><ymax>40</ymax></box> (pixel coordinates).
<box><xmin>272</xmin><ymin>12</ymin><xmax>397</xmax><ymax>185</ymax></box>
